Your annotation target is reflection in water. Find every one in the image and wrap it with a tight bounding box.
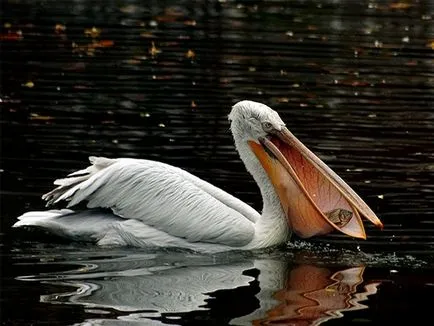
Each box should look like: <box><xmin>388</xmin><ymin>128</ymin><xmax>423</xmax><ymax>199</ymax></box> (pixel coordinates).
<box><xmin>16</xmin><ymin>250</ymin><xmax>380</xmax><ymax>325</ymax></box>
<box><xmin>251</xmin><ymin>265</ymin><xmax>379</xmax><ymax>326</ymax></box>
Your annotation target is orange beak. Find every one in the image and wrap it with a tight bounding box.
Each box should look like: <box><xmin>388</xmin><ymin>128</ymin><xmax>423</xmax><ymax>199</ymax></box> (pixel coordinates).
<box><xmin>249</xmin><ymin>127</ymin><xmax>383</xmax><ymax>239</ymax></box>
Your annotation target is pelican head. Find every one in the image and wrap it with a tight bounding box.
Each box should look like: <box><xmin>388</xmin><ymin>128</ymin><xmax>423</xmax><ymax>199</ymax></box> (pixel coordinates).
<box><xmin>229</xmin><ymin>100</ymin><xmax>383</xmax><ymax>240</ymax></box>
<box><xmin>229</xmin><ymin>100</ymin><xmax>285</xmax><ymax>142</ymax></box>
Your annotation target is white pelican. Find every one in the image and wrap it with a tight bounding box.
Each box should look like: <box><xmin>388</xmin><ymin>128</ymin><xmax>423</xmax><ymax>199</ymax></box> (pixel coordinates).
<box><xmin>14</xmin><ymin>100</ymin><xmax>383</xmax><ymax>252</ymax></box>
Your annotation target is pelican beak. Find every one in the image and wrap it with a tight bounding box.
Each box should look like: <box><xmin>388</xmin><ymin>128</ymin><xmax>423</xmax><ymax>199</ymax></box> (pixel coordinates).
<box><xmin>248</xmin><ymin>127</ymin><xmax>383</xmax><ymax>239</ymax></box>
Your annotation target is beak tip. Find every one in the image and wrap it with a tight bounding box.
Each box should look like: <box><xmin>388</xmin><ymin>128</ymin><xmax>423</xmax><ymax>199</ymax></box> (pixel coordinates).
<box><xmin>372</xmin><ymin>218</ymin><xmax>384</xmax><ymax>230</ymax></box>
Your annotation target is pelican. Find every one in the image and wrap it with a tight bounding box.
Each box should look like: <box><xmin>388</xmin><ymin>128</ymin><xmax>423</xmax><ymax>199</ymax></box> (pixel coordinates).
<box><xmin>14</xmin><ymin>100</ymin><xmax>383</xmax><ymax>252</ymax></box>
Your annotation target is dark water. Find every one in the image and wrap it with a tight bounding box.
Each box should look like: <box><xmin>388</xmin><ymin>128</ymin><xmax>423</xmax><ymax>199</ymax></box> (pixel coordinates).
<box><xmin>1</xmin><ymin>0</ymin><xmax>433</xmax><ymax>325</ymax></box>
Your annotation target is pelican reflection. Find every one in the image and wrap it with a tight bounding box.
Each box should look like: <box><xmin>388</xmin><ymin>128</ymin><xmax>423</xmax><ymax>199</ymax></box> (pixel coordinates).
<box><xmin>16</xmin><ymin>252</ymin><xmax>380</xmax><ymax>325</ymax></box>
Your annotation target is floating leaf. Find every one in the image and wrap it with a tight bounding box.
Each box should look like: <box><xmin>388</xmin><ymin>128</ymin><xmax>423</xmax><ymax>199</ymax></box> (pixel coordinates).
<box><xmin>0</xmin><ymin>31</ymin><xmax>23</xmax><ymax>41</ymax></box>
<box><xmin>84</xmin><ymin>27</ymin><xmax>101</xmax><ymax>38</ymax></box>
<box><xmin>55</xmin><ymin>24</ymin><xmax>66</xmax><ymax>33</ymax></box>
<box><xmin>30</xmin><ymin>113</ymin><xmax>53</xmax><ymax>121</ymax></box>
<box><xmin>23</xmin><ymin>81</ymin><xmax>34</xmax><ymax>88</ymax></box>
<box><xmin>186</xmin><ymin>49</ymin><xmax>195</xmax><ymax>59</ymax></box>
<box><xmin>149</xmin><ymin>41</ymin><xmax>161</xmax><ymax>56</ymax></box>
<box><xmin>120</xmin><ymin>5</ymin><xmax>144</xmax><ymax>14</ymax></box>
<box><xmin>95</xmin><ymin>40</ymin><xmax>114</xmax><ymax>48</ymax></box>
<box><xmin>140</xmin><ymin>32</ymin><xmax>155</xmax><ymax>38</ymax></box>
<box><xmin>389</xmin><ymin>2</ymin><xmax>412</xmax><ymax>9</ymax></box>
<box><xmin>184</xmin><ymin>20</ymin><xmax>196</xmax><ymax>26</ymax></box>
<box><xmin>125</xmin><ymin>59</ymin><xmax>141</xmax><ymax>65</ymax></box>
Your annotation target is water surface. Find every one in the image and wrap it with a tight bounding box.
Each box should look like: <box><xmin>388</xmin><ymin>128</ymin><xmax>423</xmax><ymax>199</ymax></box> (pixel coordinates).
<box><xmin>1</xmin><ymin>0</ymin><xmax>433</xmax><ymax>324</ymax></box>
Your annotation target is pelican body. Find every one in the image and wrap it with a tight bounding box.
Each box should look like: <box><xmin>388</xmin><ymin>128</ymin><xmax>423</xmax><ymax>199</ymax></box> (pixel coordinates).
<box><xmin>14</xmin><ymin>101</ymin><xmax>383</xmax><ymax>252</ymax></box>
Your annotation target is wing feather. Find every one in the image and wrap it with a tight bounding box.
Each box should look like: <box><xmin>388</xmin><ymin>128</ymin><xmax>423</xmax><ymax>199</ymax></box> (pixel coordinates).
<box><xmin>44</xmin><ymin>158</ymin><xmax>256</xmax><ymax>247</ymax></box>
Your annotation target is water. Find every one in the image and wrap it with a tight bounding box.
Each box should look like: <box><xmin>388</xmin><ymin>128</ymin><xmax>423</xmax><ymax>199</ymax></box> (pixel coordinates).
<box><xmin>1</xmin><ymin>0</ymin><xmax>433</xmax><ymax>325</ymax></box>
<box><xmin>1</xmin><ymin>242</ymin><xmax>432</xmax><ymax>325</ymax></box>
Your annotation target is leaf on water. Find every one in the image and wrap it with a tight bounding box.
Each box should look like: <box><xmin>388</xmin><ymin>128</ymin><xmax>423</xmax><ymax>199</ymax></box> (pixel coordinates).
<box><xmin>184</xmin><ymin>20</ymin><xmax>196</xmax><ymax>26</ymax></box>
<box><xmin>140</xmin><ymin>32</ymin><xmax>156</xmax><ymax>38</ymax></box>
<box><xmin>55</xmin><ymin>24</ymin><xmax>66</xmax><ymax>33</ymax></box>
<box><xmin>186</xmin><ymin>49</ymin><xmax>195</xmax><ymax>59</ymax></box>
<box><xmin>389</xmin><ymin>3</ymin><xmax>413</xmax><ymax>10</ymax></box>
<box><xmin>427</xmin><ymin>41</ymin><xmax>434</xmax><ymax>50</ymax></box>
<box><xmin>72</xmin><ymin>40</ymin><xmax>114</xmax><ymax>56</ymax></box>
<box><xmin>149</xmin><ymin>41</ymin><xmax>161</xmax><ymax>56</ymax></box>
<box><xmin>30</xmin><ymin>113</ymin><xmax>53</xmax><ymax>121</ymax></box>
<box><xmin>341</xmin><ymin>80</ymin><xmax>370</xmax><ymax>87</ymax></box>
<box><xmin>120</xmin><ymin>5</ymin><xmax>144</xmax><ymax>14</ymax></box>
<box><xmin>0</xmin><ymin>31</ymin><xmax>23</xmax><ymax>41</ymax></box>
<box><xmin>125</xmin><ymin>59</ymin><xmax>141</xmax><ymax>65</ymax></box>
<box><xmin>95</xmin><ymin>40</ymin><xmax>114</xmax><ymax>48</ymax></box>
<box><xmin>23</xmin><ymin>81</ymin><xmax>34</xmax><ymax>88</ymax></box>
<box><xmin>84</xmin><ymin>27</ymin><xmax>101</xmax><ymax>38</ymax></box>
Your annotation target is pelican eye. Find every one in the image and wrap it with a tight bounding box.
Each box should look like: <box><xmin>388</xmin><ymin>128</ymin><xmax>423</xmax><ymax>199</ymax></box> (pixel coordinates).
<box><xmin>262</xmin><ymin>122</ymin><xmax>273</xmax><ymax>132</ymax></box>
